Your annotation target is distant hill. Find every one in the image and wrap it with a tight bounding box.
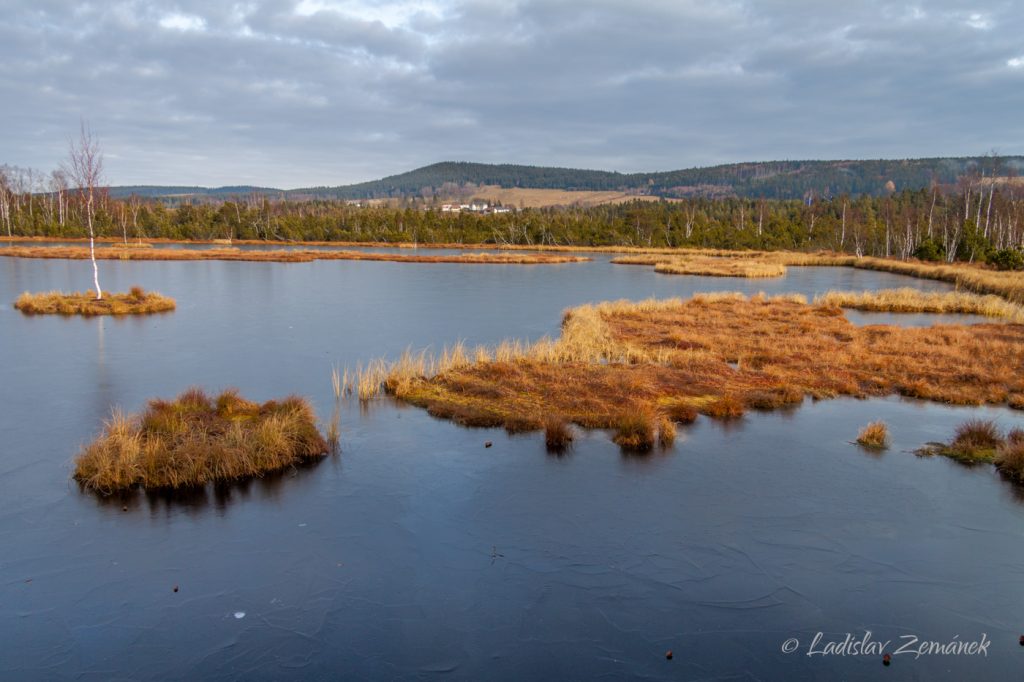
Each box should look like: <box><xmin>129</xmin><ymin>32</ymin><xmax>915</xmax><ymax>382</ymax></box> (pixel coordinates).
<box><xmin>107</xmin><ymin>185</ymin><xmax>282</xmax><ymax>199</ymax></box>
<box><xmin>108</xmin><ymin>156</ymin><xmax>1024</xmax><ymax>202</ymax></box>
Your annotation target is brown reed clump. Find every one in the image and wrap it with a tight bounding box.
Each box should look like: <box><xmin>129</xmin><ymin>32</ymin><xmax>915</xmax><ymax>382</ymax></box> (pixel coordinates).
<box><xmin>14</xmin><ymin>288</ymin><xmax>176</xmax><ymax>316</ymax></box>
<box><xmin>657</xmin><ymin>416</ymin><xmax>677</xmax><ymax>448</ymax></box>
<box><xmin>702</xmin><ymin>395</ymin><xmax>746</xmax><ymax>419</ymax></box>
<box><xmin>856</xmin><ymin>421</ymin><xmax>890</xmax><ymax>449</ymax></box>
<box><xmin>917</xmin><ymin>419</ymin><xmax>1006</xmax><ymax>463</ymax></box>
<box><xmin>73</xmin><ymin>388</ymin><xmax>329</xmax><ymax>492</ymax></box>
<box><xmin>544</xmin><ymin>418</ymin><xmax>574</xmax><ymax>452</ymax></box>
<box><xmin>996</xmin><ymin>430</ymin><xmax>1024</xmax><ymax>482</ymax></box>
<box><xmin>946</xmin><ymin>419</ymin><xmax>1004</xmax><ymax>462</ymax></box>
<box><xmin>613</xmin><ymin>411</ymin><xmax>657</xmax><ymax>451</ymax></box>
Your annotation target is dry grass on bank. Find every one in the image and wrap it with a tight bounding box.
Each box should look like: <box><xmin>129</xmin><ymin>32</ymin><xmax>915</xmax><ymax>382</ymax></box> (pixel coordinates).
<box><xmin>74</xmin><ymin>388</ymin><xmax>329</xmax><ymax>492</ymax></box>
<box><xmin>0</xmin><ymin>245</ymin><xmax>588</xmax><ymax>265</ymax></box>
<box><xmin>338</xmin><ymin>293</ymin><xmax>1024</xmax><ymax>450</ymax></box>
<box><xmin>863</xmin><ymin>258</ymin><xmax>1024</xmax><ymax>305</ymax></box>
<box><xmin>613</xmin><ymin>250</ymin><xmax>1024</xmax><ymax>304</ymax></box>
<box><xmin>14</xmin><ymin>286</ymin><xmax>176</xmax><ymax>316</ymax></box>
<box><xmin>814</xmin><ymin>288</ymin><xmax>1024</xmax><ymax>321</ymax></box>
<box><xmin>856</xmin><ymin>421</ymin><xmax>890</xmax><ymax>449</ymax></box>
<box><xmin>652</xmin><ymin>257</ymin><xmax>787</xmax><ymax>278</ymax></box>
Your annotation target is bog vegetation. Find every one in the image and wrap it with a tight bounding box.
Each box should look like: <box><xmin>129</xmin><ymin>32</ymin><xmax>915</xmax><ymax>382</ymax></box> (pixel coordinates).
<box><xmin>74</xmin><ymin>388</ymin><xmax>329</xmax><ymax>492</ymax></box>
<box><xmin>333</xmin><ymin>293</ymin><xmax>1024</xmax><ymax>450</ymax></box>
<box><xmin>856</xmin><ymin>422</ymin><xmax>890</xmax><ymax>449</ymax></box>
<box><xmin>652</xmin><ymin>257</ymin><xmax>787</xmax><ymax>278</ymax></box>
<box><xmin>813</xmin><ymin>288</ymin><xmax>1024</xmax><ymax>321</ymax></box>
<box><xmin>917</xmin><ymin>420</ymin><xmax>1024</xmax><ymax>481</ymax></box>
<box><xmin>15</xmin><ymin>286</ymin><xmax>175</xmax><ymax>315</ymax></box>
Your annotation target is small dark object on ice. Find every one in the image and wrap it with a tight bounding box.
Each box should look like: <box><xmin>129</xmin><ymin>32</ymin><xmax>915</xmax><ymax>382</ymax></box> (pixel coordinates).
<box><xmin>484</xmin><ymin>441</ymin><xmax>492</xmax><ymax>448</ymax></box>
<box><xmin>665</xmin><ymin>650</ymin><xmax>673</xmax><ymax>660</ymax></box>
<box><xmin>882</xmin><ymin>653</ymin><xmax>891</xmax><ymax>666</ymax></box>
<box><xmin>173</xmin><ymin>585</ymin><xmax>179</xmax><ymax>593</ymax></box>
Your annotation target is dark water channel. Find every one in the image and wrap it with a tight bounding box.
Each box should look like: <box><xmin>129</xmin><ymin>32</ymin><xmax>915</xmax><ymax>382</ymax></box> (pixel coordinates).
<box><xmin>1</xmin><ymin>255</ymin><xmax>1022</xmax><ymax>680</ymax></box>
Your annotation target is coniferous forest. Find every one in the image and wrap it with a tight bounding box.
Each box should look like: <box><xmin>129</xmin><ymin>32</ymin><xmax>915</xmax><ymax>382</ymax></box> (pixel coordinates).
<box><xmin>2</xmin><ymin>164</ymin><xmax>1023</xmax><ymax>268</ymax></box>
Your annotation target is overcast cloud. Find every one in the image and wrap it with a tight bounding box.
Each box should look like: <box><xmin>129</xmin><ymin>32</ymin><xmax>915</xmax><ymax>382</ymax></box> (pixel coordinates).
<box><xmin>2</xmin><ymin>0</ymin><xmax>1022</xmax><ymax>186</ymax></box>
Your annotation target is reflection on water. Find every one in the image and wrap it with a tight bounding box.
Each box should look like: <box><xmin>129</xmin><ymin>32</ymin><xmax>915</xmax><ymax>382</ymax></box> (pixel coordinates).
<box><xmin>84</xmin><ymin>454</ymin><xmax>337</xmax><ymax>517</ymax></box>
<box><xmin>2</xmin><ymin>256</ymin><xmax>1023</xmax><ymax>680</ymax></box>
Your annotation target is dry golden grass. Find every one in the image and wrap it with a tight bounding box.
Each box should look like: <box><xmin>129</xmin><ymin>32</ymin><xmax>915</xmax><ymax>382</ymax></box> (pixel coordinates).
<box><xmin>74</xmin><ymin>388</ymin><xmax>329</xmax><ymax>492</ymax></box>
<box><xmin>14</xmin><ymin>286</ymin><xmax>176</xmax><ymax>316</ymax></box>
<box><xmin>815</xmin><ymin>288</ymin><xmax>1024</xmax><ymax>321</ymax></box>
<box><xmin>653</xmin><ymin>257</ymin><xmax>787</xmax><ymax>278</ymax></box>
<box><xmin>325</xmin><ymin>404</ymin><xmax>341</xmax><ymax>453</ymax></box>
<box><xmin>369</xmin><ymin>294</ymin><xmax>1024</xmax><ymax>449</ymax></box>
<box><xmin>331</xmin><ymin>364</ymin><xmax>342</xmax><ymax>399</ymax></box>
<box><xmin>856</xmin><ymin>421</ymin><xmax>890</xmax><ymax>449</ymax></box>
<box><xmin>0</xmin><ymin>245</ymin><xmax>588</xmax><ymax>265</ymax></box>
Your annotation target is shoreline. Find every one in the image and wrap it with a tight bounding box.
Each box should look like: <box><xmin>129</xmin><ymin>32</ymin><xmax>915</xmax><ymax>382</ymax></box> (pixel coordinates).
<box><xmin>0</xmin><ymin>244</ymin><xmax>590</xmax><ymax>265</ymax></box>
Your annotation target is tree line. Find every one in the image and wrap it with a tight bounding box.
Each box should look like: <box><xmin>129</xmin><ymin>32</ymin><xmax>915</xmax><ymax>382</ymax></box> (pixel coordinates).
<box><xmin>3</xmin><ymin>164</ymin><xmax>1024</xmax><ymax>268</ymax></box>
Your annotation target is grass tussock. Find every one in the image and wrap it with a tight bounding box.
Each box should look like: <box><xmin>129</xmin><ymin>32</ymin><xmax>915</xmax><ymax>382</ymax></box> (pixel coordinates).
<box><xmin>946</xmin><ymin>419</ymin><xmax>1003</xmax><ymax>462</ymax></box>
<box><xmin>856</xmin><ymin>421</ymin><xmax>889</xmax><ymax>449</ymax></box>
<box><xmin>654</xmin><ymin>257</ymin><xmax>787</xmax><ymax>278</ymax></box>
<box><xmin>14</xmin><ymin>287</ymin><xmax>176</xmax><ymax>316</ymax></box>
<box><xmin>74</xmin><ymin>388</ymin><xmax>329</xmax><ymax>492</ymax></box>
<box><xmin>657</xmin><ymin>416</ymin><xmax>677</xmax><ymax>448</ymax></box>
<box><xmin>996</xmin><ymin>429</ymin><xmax>1024</xmax><ymax>482</ymax></box>
<box><xmin>703</xmin><ymin>395</ymin><xmax>746</xmax><ymax>419</ymax></box>
<box><xmin>613</xmin><ymin>411</ymin><xmax>657</xmax><ymax>451</ymax></box>
<box><xmin>815</xmin><ymin>288</ymin><xmax>1024</xmax><ymax>321</ymax></box>
<box><xmin>917</xmin><ymin>419</ymin><xmax>1008</xmax><ymax>464</ymax></box>
<box><xmin>0</xmin><ymin>245</ymin><xmax>588</xmax><ymax>265</ymax></box>
<box><xmin>544</xmin><ymin>418</ymin><xmax>574</xmax><ymax>452</ymax></box>
<box><xmin>370</xmin><ymin>294</ymin><xmax>1024</xmax><ymax>449</ymax></box>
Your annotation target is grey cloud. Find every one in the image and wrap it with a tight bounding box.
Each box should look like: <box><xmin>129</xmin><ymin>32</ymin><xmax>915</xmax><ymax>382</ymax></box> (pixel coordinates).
<box><xmin>1</xmin><ymin>0</ymin><xmax>1022</xmax><ymax>186</ymax></box>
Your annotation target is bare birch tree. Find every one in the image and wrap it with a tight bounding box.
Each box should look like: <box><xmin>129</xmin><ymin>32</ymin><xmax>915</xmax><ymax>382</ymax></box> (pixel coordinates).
<box><xmin>65</xmin><ymin>123</ymin><xmax>104</xmax><ymax>299</ymax></box>
<box><xmin>0</xmin><ymin>166</ymin><xmax>12</xmax><ymax>237</ymax></box>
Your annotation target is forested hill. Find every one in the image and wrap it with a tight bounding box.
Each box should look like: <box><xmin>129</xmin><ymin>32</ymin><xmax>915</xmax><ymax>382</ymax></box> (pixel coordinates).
<box><xmin>293</xmin><ymin>162</ymin><xmax>627</xmax><ymax>198</ymax></box>
<box><xmin>108</xmin><ymin>185</ymin><xmax>282</xmax><ymax>199</ymax></box>
<box><xmin>293</xmin><ymin>158</ymin><xmax>1024</xmax><ymax>200</ymax></box>
<box><xmin>108</xmin><ymin>157</ymin><xmax>1024</xmax><ymax>201</ymax></box>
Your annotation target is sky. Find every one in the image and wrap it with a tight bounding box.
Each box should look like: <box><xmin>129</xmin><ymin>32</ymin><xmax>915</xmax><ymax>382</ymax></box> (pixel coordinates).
<box><xmin>2</xmin><ymin>0</ymin><xmax>1023</xmax><ymax>188</ymax></box>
